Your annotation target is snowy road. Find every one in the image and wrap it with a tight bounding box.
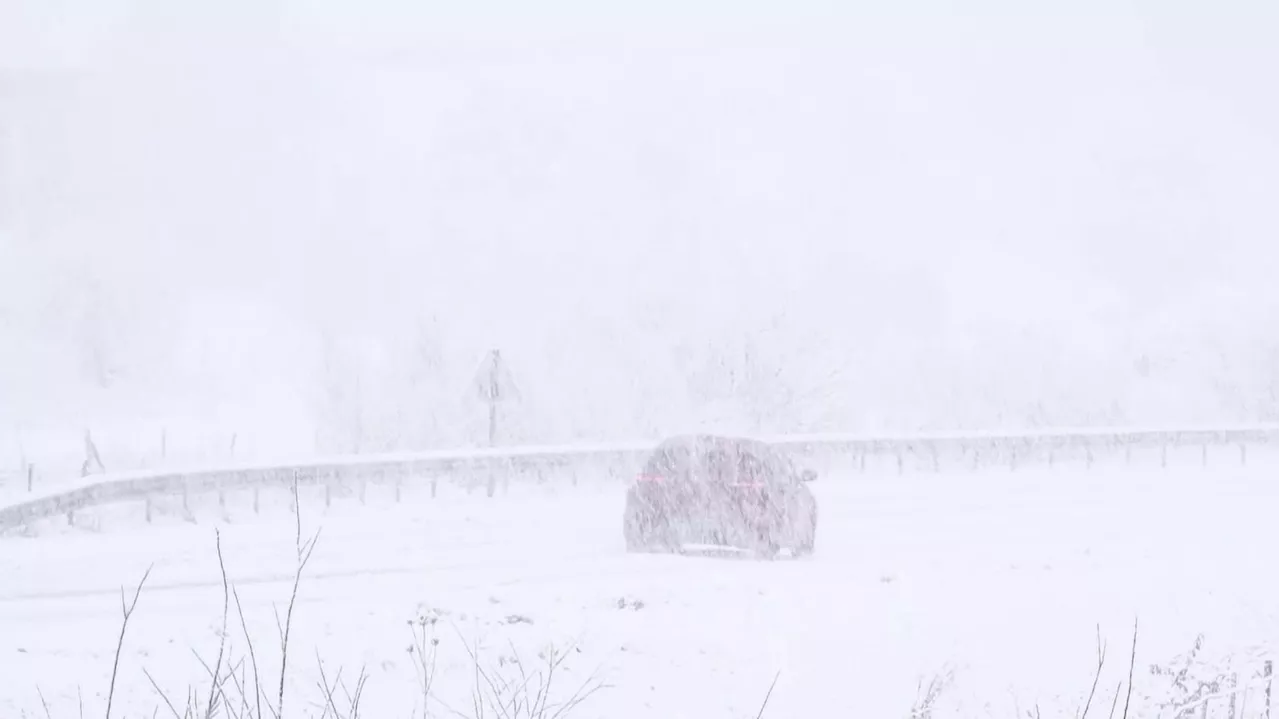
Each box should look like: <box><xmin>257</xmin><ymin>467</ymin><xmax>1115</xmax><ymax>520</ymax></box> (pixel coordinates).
<box><xmin>2</xmin><ymin>457</ymin><xmax>1276</xmax><ymax>718</ymax></box>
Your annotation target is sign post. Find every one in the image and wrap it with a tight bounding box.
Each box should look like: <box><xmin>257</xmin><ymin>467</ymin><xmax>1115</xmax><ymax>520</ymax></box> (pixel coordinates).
<box><xmin>81</xmin><ymin>429</ymin><xmax>106</xmax><ymax>477</ymax></box>
<box><xmin>471</xmin><ymin>350</ymin><xmax>520</xmax><ymax>497</ymax></box>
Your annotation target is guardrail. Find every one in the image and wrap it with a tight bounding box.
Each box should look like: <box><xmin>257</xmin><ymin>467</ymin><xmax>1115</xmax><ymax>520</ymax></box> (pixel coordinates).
<box><xmin>1</xmin><ymin>424</ymin><xmax>1276</xmax><ymax>532</ymax></box>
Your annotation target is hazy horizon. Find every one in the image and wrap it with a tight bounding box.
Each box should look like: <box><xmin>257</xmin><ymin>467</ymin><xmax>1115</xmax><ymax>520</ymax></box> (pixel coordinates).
<box><xmin>2</xmin><ymin>0</ymin><xmax>1276</xmax><ymax>461</ymax></box>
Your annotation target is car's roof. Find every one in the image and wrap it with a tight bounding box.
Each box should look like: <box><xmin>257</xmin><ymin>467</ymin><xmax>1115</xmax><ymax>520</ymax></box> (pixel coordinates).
<box><xmin>653</xmin><ymin>434</ymin><xmax>774</xmax><ymax>455</ymax></box>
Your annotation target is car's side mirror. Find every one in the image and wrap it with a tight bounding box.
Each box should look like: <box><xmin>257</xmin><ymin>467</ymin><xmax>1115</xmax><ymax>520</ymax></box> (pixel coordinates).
<box><xmin>800</xmin><ymin>469</ymin><xmax>817</xmax><ymax>483</ymax></box>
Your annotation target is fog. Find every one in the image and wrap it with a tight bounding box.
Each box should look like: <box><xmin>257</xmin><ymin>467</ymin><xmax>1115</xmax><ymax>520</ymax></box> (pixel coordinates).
<box><xmin>2</xmin><ymin>0</ymin><xmax>1276</xmax><ymax>460</ymax></box>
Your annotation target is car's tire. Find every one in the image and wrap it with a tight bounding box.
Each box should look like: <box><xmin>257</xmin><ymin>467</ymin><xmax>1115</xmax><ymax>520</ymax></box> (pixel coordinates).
<box><xmin>793</xmin><ymin>509</ymin><xmax>817</xmax><ymax>557</ymax></box>
<box><xmin>759</xmin><ymin>540</ymin><xmax>781</xmax><ymax>560</ymax></box>
<box><xmin>623</xmin><ymin>512</ymin><xmax>648</xmax><ymax>553</ymax></box>
<box><xmin>625</xmin><ymin>511</ymin><xmax>678</xmax><ymax>553</ymax></box>
<box><xmin>748</xmin><ymin>523</ymin><xmax>781</xmax><ymax>559</ymax></box>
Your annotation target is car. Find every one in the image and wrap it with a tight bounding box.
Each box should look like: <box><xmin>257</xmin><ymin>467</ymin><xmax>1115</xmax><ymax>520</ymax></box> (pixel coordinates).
<box><xmin>622</xmin><ymin>434</ymin><xmax>818</xmax><ymax>558</ymax></box>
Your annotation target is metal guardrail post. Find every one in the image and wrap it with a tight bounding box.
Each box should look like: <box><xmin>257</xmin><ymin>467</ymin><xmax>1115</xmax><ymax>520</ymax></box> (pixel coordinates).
<box><xmin>1265</xmin><ymin>660</ymin><xmax>1273</xmax><ymax>719</ymax></box>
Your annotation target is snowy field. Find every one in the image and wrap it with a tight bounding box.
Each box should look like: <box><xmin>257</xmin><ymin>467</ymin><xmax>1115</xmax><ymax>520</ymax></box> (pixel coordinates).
<box><xmin>2</xmin><ymin>454</ymin><xmax>1276</xmax><ymax>718</ymax></box>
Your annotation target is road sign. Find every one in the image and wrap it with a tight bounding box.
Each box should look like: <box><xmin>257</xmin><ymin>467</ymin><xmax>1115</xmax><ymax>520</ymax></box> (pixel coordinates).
<box><xmin>471</xmin><ymin>349</ymin><xmax>520</xmax><ymax>497</ymax></box>
<box><xmin>472</xmin><ymin>349</ymin><xmax>520</xmax><ymax>404</ymax></box>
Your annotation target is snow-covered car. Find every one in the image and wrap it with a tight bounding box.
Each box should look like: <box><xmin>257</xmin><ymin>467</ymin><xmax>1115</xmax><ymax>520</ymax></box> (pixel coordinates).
<box><xmin>622</xmin><ymin>434</ymin><xmax>818</xmax><ymax>558</ymax></box>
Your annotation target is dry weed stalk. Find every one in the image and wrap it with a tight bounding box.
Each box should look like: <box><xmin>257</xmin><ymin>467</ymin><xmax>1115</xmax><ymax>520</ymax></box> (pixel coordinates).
<box><xmin>1081</xmin><ymin>623</ymin><xmax>1108</xmax><ymax>718</ymax></box>
<box><xmin>1122</xmin><ymin>617</ymin><xmax>1138</xmax><ymax>719</ymax></box>
<box><xmin>41</xmin><ymin>476</ymin><xmax>606</xmax><ymax>719</ymax></box>
<box><xmin>1069</xmin><ymin>619</ymin><xmax>1139</xmax><ymax>719</ymax></box>
<box><xmin>428</xmin><ymin>627</ymin><xmax>607</xmax><ymax>719</ymax></box>
<box><xmin>275</xmin><ymin>475</ymin><xmax>322</xmax><ymax>719</ymax></box>
<box><xmin>141</xmin><ymin>475</ymin><xmax>322</xmax><ymax>719</ymax></box>
<box><xmin>754</xmin><ymin>671</ymin><xmax>781</xmax><ymax>719</ymax></box>
<box><xmin>909</xmin><ymin>665</ymin><xmax>955</xmax><ymax>719</ymax></box>
<box><xmin>105</xmin><ymin>563</ymin><xmax>153</xmax><ymax>719</ymax></box>
<box><xmin>408</xmin><ymin>614</ymin><xmax>441</xmax><ymax>718</ymax></box>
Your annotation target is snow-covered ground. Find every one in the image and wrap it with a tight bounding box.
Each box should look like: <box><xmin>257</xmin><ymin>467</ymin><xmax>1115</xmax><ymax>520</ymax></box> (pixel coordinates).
<box><xmin>2</xmin><ymin>456</ymin><xmax>1276</xmax><ymax>718</ymax></box>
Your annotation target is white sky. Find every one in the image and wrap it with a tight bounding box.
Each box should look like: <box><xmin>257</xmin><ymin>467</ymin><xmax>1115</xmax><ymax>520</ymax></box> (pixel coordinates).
<box><xmin>0</xmin><ymin>0</ymin><xmax>1276</xmax><ymax>452</ymax></box>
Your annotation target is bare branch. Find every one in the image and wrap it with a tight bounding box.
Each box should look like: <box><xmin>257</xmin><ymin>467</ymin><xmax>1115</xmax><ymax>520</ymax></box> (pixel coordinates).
<box><xmin>190</xmin><ymin>647</ymin><xmax>237</xmax><ymax>719</ymax></box>
<box><xmin>754</xmin><ymin>671</ymin><xmax>781</xmax><ymax>719</ymax></box>
<box><xmin>1122</xmin><ymin>617</ymin><xmax>1138</xmax><ymax>719</ymax></box>
<box><xmin>36</xmin><ymin>686</ymin><xmax>52</xmax><ymax>719</ymax></box>
<box><xmin>232</xmin><ymin>586</ymin><xmax>268</xmax><ymax>719</ymax></box>
<box><xmin>278</xmin><ymin>473</ymin><xmax>321</xmax><ymax>719</ymax></box>
<box><xmin>314</xmin><ymin>651</ymin><xmax>343</xmax><ymax>719</ymax></box>
<box><xmin>106</xmin><ymin>564</ymin><xmax>153</xmax><ymax>719</ymax></box>
<box><xmin>206</xmin><ymin>530</ymin><xmax>231</xmax><ymax>719</ymax></box>
<box><xmin>342</xmin><ymin>666</ymin><xmax>369</xmax><ymax>719</ymax></box>
<box><xmin>144</xmin><ymin>667</ymin><xmax>183</xmax><ymax>719</ymax></box>
<box><xmin>547</xmin><ymin>664</ymin><xmax>607</xmax><ymax>719</ymax></box>
<box><xmin>1082</xmin><ymin>623</ymin><xmax>1108</xmax><ymax>718</ymax></box>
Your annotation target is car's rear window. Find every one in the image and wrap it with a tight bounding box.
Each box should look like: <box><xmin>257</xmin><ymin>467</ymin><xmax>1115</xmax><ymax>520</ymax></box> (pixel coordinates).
<box><xmin>642</xmin><ymin>438</ymin><xmax>794</xmax><ymax>486</ymax></box>
<box><xmin>642</xmin><ymin>442</ymin><xmax>693</xmax><ymax>479</ymax></box>
<box><xmin>699</xmin><ymin>444</ymin><xmax>736</xmax><ymax>483</ymax></box>
<box><xmin>736</xmin><ymin>445</ymin><xmax>793</xmax><ymax>486</ymax></box>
